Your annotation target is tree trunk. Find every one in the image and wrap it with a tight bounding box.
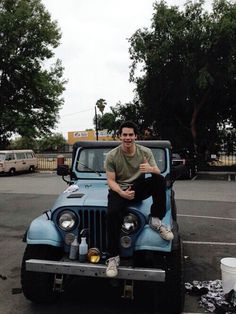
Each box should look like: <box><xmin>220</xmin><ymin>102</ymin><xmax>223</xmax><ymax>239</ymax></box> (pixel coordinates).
<box><xmin>190</xmin><ymin>90</ymin><xmax>210</xmax><ymax>153</ymax></box>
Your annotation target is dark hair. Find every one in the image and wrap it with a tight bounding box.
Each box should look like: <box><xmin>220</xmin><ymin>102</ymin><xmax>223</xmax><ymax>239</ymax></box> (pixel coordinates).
<box><xmin>118</xmin><ymin>121</ymin><xmax>139</xmax><ymax>135</ymax></box>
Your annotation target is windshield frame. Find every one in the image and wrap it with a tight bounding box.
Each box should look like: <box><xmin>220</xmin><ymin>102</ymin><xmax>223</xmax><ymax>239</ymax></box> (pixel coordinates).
<box><xmin>73</xmin><ymin>146</ymin><xmax>167</xmax><ymax>179</ymax></box>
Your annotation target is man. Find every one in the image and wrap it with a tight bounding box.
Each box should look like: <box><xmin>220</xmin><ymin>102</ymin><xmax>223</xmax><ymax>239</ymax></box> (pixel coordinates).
<box><xmin>104</xmin><ymin>121</ymin><xmax>174</xmax><ymax>278</ymax></box>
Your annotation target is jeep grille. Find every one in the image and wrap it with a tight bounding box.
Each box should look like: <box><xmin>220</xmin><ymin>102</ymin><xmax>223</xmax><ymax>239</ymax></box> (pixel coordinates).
<box><xmin>78</xmin><ymin>208</ymin><xmax>107</xmax><ymax>252</ymax></box>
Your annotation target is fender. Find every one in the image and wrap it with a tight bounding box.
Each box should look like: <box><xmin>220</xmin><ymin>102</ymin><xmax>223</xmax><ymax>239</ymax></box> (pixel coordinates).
<box><xmin>26</xmin><ymin>213</ymin><xmax>62</xmax><ymax>247</ymax></box>
<box><xmin>135</xmin><ymin>191</ymin><xmax>173</xmax><ymax>253</ymax></box>
<box><xmin>134</xmin><ymin>225</ymin><xmax>172</xmax><ymax>252</ymax></box>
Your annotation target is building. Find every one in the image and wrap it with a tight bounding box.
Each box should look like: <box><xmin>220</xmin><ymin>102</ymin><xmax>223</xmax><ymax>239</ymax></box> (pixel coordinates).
<box><xmin>67</xmin><ymin>129</ymin><xmax>116</xmax><ymax>145</ymax></box>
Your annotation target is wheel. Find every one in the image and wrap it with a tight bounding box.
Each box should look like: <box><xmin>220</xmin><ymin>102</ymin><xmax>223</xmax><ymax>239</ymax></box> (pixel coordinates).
<box><xmin>187</xmin><ymin>167</ymin><xmax>192</xmax><ymax>179</ymax></box>
<box><xmin>8</xmin><ymin>168</ymin><xmax>16</xmax><ymax>175</ymax></box>
<box><xmin>29</xmin><ymin>165</ymin><xmax>35</xmax><ymax>172</ymax></box>
<box><xmin>21</xmin><ymin>244</ymin><xmax>63</xmax><ymax>303</ymax></box>
<box><xmin>183</xmin><ymin>166</ymin><xmax>192</xmax><ymax>179</ymax></box>
<box><xmin>158</xmin><ymin>238</ymin><xmax>185</xmax><ymax>314</ymax></box>
<box><xmin>133</xmin><ymin>239</ymin><xmax>184</xmax><ymax>314</ymax></box>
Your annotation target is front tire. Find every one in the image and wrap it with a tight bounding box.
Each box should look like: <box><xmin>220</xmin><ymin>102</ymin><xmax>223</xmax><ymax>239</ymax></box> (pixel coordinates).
<box><xmin>158</xmin><ymin>238</ymin><xmax>185</xmax><ymax>314</ymax></box>
<box><xmin>133</xmin><ymin>239</ymin><xmax>185</xmax><ymax>314</ymax></box>
<box><xmin>21</xmin><ymin>244</ymin><xmax>63</xmax><ymax>303</ymax></box>
<box><xmin>29</xmin><ymin>165</ymin><xmax>35</xmax><ymax>172</ymax></box>
<box><xmin>8</xmin><ymin>168</ymin><xmax>16</xmax><ymax>175</ymax></box>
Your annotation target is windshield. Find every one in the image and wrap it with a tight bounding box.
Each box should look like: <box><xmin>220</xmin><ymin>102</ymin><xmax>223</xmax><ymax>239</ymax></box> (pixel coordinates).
<box><xmin>0</xmin><ymin>153</ymin><xmax>6</xmax><ymax>161</ymax></box>
<box><xmin>76</xmin><ymin>147</ymin><xmax>166</xmax><ymax>173</ymax></box>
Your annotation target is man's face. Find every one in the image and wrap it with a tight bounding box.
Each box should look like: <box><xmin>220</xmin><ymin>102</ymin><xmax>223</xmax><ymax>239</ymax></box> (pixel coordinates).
<box><xmin>120</xmin><ymin>127</ymin><xmax>137</xmax><ymax>148</ymax></box>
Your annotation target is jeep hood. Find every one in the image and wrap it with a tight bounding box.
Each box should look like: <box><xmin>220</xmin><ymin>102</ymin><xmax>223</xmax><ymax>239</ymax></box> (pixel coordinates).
<box><xmin>51</xmin><ymin>180</ymin><xmax>109</xmax><ymax>209</ymax></box>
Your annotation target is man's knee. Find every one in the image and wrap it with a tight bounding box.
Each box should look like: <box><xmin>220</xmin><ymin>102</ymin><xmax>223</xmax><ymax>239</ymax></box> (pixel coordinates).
<box><xmin>152</xmin><ymin>173</ymin><xmax>166</xmax><ymax>186</ymax></box>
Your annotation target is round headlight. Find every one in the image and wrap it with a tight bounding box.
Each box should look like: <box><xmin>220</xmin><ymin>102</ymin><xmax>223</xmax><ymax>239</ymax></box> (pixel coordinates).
<box><xmin>120</xmin><ymin>236</ymin><xmax>132</xmax><ymax>248</ymax></box>
<box><xmin>58</xmin><ymin>211</ymin><xmax>77</xmax><ymax>231</ymax></box>
<box><xmin>64</xmin><ymin>232</ymin><xmax>75</xmax><ymax>245</ymax></box>
<box><xmin>121</xmin><ymin>213</ymin><xmax>139</xmax><ymax>235</ymax></box>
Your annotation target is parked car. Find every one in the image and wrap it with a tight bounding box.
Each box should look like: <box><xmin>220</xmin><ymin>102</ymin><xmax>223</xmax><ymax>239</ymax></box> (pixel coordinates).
<box><xmin>0</xmin><ymin>150</ymin><xmax>37</xmax><ymax>175</ymax></box>
<box><xmin>21</xmin><ymin>141</ymin><xmax>184</xmax><ymax>313</ymax></box>
<box><xmin>172</xmin><ymin>150</ymin><xmax>197</xmax><ymax>179</ymax></box>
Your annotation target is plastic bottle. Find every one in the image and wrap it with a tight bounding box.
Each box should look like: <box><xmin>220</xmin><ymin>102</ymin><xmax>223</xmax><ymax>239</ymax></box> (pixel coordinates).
<box><xmin>79</xmin><ymin>236</ymin><xmax>88</xmax><ymax>262</ymax></box>
<box><xmin>69</xmin><ymin>236</ymin><xmax>79</xmax><ymax>260</ymax></box>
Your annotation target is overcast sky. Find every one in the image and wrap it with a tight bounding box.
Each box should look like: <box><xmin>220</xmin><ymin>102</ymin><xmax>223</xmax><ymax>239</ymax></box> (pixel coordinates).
<box><xmin>41</xmin><ymin>0</ymin><xmax>212</xmax><ymax>138</ymax></box>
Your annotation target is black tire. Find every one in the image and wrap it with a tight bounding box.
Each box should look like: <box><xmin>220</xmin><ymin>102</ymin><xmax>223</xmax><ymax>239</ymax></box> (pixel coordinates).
<box><xmin>187</xmin><ymin>167</ymin><xmax>192</xmax><ymax>179</ymax></box>
<box><xmin>158</xmin><ymin>238</ymin><xmax>185</xmax><ymax>314</ymax></box>
<box><xmin>133</xmin><ymin>239</ymin><xmax>184</xmax><ymax>314</ymax></box>
<box><xmin>184</xmin><ymin>166</ymin><xmax>196</xmax><ymax>180</ymax></box>
<box><xmin>182</xmin><ymin>166</ymin><xmax>192</xmax><ymax>179</ymax></box>
<box><xmin>8</xmin><ymin>168</ymin><xmax>16</xmax><ymax>175</ymax></box>
<box><xmin>29</xmin><ymin>165</ymin><xmax>35</xmax><ymax>172</ymax></box>
<box><xmin>21</xmin><ymin>244</ymin><xmax>63</xmax><ymax>303</ymax></box>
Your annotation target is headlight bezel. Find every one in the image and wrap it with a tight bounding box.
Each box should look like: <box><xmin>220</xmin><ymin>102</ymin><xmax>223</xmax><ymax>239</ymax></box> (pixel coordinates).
<box><xmin>57</xmin><ymin>210</ymin><xmax>78</xmax><ymax>231</ymax></box>
<box><xmin>121</xmin><ymin>212</ymin><xmax>140</xmax><ymax>235</ymax></box>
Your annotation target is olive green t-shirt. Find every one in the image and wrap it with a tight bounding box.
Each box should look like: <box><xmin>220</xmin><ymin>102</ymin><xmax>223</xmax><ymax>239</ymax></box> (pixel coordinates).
<box><xmin>104</xmin><ymin>144</ymin><xmax>157</xmax><ymax>189</ymax></box>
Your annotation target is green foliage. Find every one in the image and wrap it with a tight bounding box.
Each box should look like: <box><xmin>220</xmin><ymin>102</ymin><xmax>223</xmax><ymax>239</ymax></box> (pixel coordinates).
<box><xmin>37</xmin><ymin>133</ymin><xmax>66</xmax><ymax>152</ymax></box>
<box><xmin>128</xmin><ymin>0</ymin><xmax>236</xmax><ymax>154</ymax></box>
<box><xmin>8</xmin><ymin>136</ymin><xmax>38</xmax><ymax>150</ymax></box>
<box><xmin>8</xmin><ymin>133</ymin><xmax>66</xmax><ymax>151</ymax></box>
<box><xmin>0</xmin><ymin>0</ymin><xmax>66</xmax><ymax>149</ymax></box>
<box><xmin>96</xmin><ymin>98</ymin><xmax>107</xmax><ymax>115</ymax></box>
<box><xmin>97</xmin><ymin>101</ymin><xmax>147</xmax><ymax>138</ymax></box>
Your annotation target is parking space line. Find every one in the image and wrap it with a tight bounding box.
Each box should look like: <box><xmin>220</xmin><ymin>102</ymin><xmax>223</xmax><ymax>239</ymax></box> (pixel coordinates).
<box><xmin>183</xmin><ymin>241</ymin><xmax>236</xmax><ymax>246</ymax></box>
<box><xmin>179</xmin><ymin>214</ymin><xmax>236</xmax><ymax>221</ymax></box>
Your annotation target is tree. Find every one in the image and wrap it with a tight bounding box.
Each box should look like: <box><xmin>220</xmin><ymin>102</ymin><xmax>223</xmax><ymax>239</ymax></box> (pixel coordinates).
<box><xmin>0</xmin><ymin>0</ymin><xmax>66</xmax><ymax>149</ymax></box>
<box><xmin>8</xmin><ymin>133</ymin><xmax>66</xmax><ymax>151</ymax></box>
<box><xmin>129</xmin><ymin>0</ymin><xmax>236</xmax><ymax>155</ymax></box>
<box><xmin>96</xmin><ymin>98</ymin><xmax>107</xmax><ymax>115</ymax></box>
<box><xmin>37</xmin><ymin>133</ymin><xmax>66</xmax><ymax>152</ymax></box>
<box><xmin>8</xmin><ymin>136</ymin><xmax>38</xmax><ymax>150</ymax></box>
<box><xmin>97</xmin><ymin>100</ymin><xmax>148</xmax><ymax>139</ymax></box>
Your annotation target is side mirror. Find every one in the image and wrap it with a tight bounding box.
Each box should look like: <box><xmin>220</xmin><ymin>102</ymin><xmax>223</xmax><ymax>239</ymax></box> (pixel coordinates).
<box><xmin>57</xmin><ymin>164</ymin><xmax>70</xmax><ymax>176</ymax></box>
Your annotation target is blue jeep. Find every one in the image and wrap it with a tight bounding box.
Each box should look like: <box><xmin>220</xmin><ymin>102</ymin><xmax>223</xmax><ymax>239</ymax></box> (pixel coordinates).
<box><xmin>21</xmin><ymin>140</ymin><xmax>184</xmax><ymax>313</ymax></box>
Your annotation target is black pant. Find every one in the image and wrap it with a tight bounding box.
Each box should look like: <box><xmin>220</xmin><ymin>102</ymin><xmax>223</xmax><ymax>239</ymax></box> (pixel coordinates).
<box><xmin>106</xmin><ymin>174</ymin><xmax>166</xmax><ymax>256</ymax></box>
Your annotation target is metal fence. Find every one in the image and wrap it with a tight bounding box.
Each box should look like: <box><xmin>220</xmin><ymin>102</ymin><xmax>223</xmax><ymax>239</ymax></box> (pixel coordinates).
<box><xmin>36</xmin><ymin>155</ymin><xmax>72</xmax><ymax>171</ymax></box>
<box><xmin>36</xmin><ymin>151</ymin><xmax>236</xmax><ymax>173</ymax></box>
<box><xmin>198</xmin><ymin>152</ymin><xmax>236</xmax><ymax>172</ymax></box>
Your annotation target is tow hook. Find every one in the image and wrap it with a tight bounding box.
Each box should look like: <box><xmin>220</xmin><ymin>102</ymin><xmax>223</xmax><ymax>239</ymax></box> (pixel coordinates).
<box><xmin>53</xmin><ymin>274</ymin><xmax>64</xmax><ymax>292</ymax></box>
<box><xmin>122</xmin><ymin>279</ymin><xmax>134</xmax><ymax>299</ymax></box>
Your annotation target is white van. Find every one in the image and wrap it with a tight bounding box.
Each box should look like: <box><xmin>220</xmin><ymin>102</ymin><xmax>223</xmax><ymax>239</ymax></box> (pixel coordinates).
<box><xmin>0</xmin><ymin>150</ymin><xmax>37</xmax><ymax>175</ymax></box>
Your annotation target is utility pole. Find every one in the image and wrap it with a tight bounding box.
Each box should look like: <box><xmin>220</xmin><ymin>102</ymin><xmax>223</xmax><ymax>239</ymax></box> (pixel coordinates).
<box><xmin>95</xmin><ymin>105</ymin><xmax>98</xmax><ymax>141</ymax></box>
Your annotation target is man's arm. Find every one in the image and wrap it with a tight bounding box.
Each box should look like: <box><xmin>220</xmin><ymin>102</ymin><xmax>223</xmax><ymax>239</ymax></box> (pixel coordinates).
<box><xmin>139</xmin><ymin>157</ymin><xmax>161</xmax><ymax>174</ymax></box>
<box><xmin>106</xmin><ymin>171</ymin><xmax>135</xmax><ymax>200</ymax></box>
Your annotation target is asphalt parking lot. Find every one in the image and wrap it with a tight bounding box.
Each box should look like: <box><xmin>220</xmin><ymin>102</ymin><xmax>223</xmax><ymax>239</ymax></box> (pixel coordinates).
<box><xmin>0</xmin><ymin>172</ymin><xmax>235</xmax><ymax>314</ymax></box>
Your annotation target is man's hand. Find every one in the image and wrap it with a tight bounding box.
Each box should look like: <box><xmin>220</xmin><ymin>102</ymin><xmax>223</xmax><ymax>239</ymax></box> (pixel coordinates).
<box><xmin>120</xmin><ymin>186</ymin><xmax>135</xmax><ymax>200</ymax></box>
<box><xmin>139</xmin><ymin>157</ymin><xmax>152</xmax><ymax>173</ymax></box>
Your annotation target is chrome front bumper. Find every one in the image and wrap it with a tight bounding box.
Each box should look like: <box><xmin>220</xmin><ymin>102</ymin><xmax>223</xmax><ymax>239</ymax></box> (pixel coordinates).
<box><xmin>26</xmin><ymin>259</ymin><xmax>165</xmax><ymax>282</ymax></box>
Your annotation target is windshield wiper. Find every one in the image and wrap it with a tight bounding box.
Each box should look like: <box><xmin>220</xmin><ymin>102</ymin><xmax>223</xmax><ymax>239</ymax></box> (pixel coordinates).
<box><xmin>77</xmin><ymin>161</ymin><xmax>102</xmax><ymax>177</ymax></box>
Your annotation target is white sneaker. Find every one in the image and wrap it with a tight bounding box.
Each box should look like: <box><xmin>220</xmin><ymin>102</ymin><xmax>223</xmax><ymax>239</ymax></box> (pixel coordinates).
<box><xmin>149</xmin><ymin>217</ymin><xmax>174</xmax><ymax>241</ymax></box>
<box><xmin>158</xmin><ymin>224</ymin><xmax>174</xmax><ymax>241</ymax></box>
<box><xmin>106</xmin><ymin>255</ymin><xmax>120</xmax><ymax>278</ymax></box>
<box><xmin>149</xmin><ymin>217</ymin><xmax>161</xmax><ymax>229</ymax></box>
